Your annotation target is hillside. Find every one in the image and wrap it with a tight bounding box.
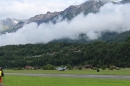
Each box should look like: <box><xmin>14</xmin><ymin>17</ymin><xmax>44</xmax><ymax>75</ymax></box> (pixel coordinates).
<box><xmin>0</xmin><ymin>37</ymin><xmax>130</xmax><ymax>68</ymax></box>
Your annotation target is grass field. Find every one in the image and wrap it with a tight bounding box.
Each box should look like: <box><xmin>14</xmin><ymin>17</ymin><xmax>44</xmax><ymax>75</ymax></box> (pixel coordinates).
<box><xmin>2</xmin><ymin>75</ymin><xmax>130</xmax><ymax>86</ymax></box>
<box><xmin>2</xmin><ymin>68</ymin><xmax>130</xmax><ymax>86</ymax></box>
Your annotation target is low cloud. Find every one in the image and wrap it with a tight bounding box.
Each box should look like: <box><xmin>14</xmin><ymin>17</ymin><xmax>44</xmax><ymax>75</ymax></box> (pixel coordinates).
<box><xmin>0</xmin><ymin>3</ymin><xmax>130</xmax><ymax>46</ymax></box>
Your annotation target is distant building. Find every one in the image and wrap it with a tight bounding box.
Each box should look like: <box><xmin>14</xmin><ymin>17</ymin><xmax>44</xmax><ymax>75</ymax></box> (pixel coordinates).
<box><xmin>25</xmin><ymin>66</ymin><xmax>34</xmax><ymax>70</ymax></box>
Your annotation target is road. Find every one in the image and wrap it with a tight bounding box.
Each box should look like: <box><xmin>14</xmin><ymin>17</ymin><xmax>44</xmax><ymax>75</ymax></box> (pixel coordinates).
<box><xmin>5</xmin><ymin>73</ymin><xmax>130</xmax><ymax>80</ymax></box>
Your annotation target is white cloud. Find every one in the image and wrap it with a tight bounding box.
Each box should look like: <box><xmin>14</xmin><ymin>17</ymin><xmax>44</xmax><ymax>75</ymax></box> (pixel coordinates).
<box><xmin>0</xmin><ymin>0</ymin><xmax>86</xmax><ymax>19</ymax></box>
<box><xmin>0</xmin><ymin>3</ymin><xmax>130</xmax><ymax>46</ymax></box>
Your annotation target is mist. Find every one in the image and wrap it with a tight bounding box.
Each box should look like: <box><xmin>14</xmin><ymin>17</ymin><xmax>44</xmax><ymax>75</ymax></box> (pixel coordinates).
<box><xmin>0</xmin><ymin>2</ymin><xmax>130</xmax><ymax>46</ymax></box>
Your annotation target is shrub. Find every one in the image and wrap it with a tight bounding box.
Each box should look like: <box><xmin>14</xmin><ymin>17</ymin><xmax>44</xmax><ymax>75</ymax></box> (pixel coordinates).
<box><xmin>43</xmin><ymin>64</ymin><xmax>55</xmax><ymax>70</ymax></box>
<box><xmin>13</xmin><ymin>68</ymin><xmax>18</xmax><ymax>70</ymax></box>
<box><xmin>13</xmin><ymin>67</ymin><xmax>22</xmax><ymax>70</ymax></box>
<box><xmin>67</xmin><ymin>64</ymin><xmax>73</xmax><ymax>70</ymax></box>
<box><xmin>17</xmin><ymin>67</ymin><xmax>22</xmax><ymax>70</ymax></box>
<box><xmin>116</xmin><ymin>67</ymin><xmax>120</xmax><ymax>70</ymax></box>
<box><xmin>109</xmin><ymin>67</ymin><xmax>114</xmax><ymax>70</ymax></box>
<box><xmin>78</xmin><ymin>65</ymin><xmax>82</xmax><ymax>70</ymax></box>
<box><xmin>92</xmin><ymin>67</ymin><xmax>98</xmax><ymax>70</ymax></box>
<box><xmin>102</xmin><ymin>66</ymin><xmax>107</xmax><ymax>70</ymax></box>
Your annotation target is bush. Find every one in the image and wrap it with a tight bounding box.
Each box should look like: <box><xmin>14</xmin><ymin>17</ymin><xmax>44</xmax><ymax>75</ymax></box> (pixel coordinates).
<box><xmin>43</xmin><ymin>64</ymin><xmax>55</xmax><ymax>70</ymax></box>
<box><xmin>67</xmin><ymin>64</ymin><xmax>73</xmax><ymax>70</ymax></box>
<box><xmin>102</xmin><ymin>66</ymin><xmax>107</xmax><ymax>70</ymax></box>
<box><xmin>13</xmin><ymin>68</ymin><xmax>18</xmax><ymax>70</ymax></box>
<box><xmin>116</xmin><ymin>67</ymin><xmax>120</xmax><ymax>70</ymax></box>
<box><xmin>92</xmin><ymin>67</ymin><xmax>98</xmax><ymax>70</ymax></box>
<box><xmin>78</xmin><ymin>65</ymin><xmax>82</xmax><ymax>70</ymax></box>
<box><xmin>109</xmin><ymin>67</ymin><xmax>114</xmax><ymax>70</ymax></box>
<box><xmin>17</xmin><ymin>67</ymin><xmax>22</xmax><ymax>70</ymax></box>
<box><xmin>13</xmin><ymin>67</ymin><xmax>22</xmax><ymax>70</ymax></box>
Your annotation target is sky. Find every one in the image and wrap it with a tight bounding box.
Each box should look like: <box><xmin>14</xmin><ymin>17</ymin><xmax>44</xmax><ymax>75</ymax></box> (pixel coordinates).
<box><xmin>0</xmin><ymin>0</ymin><xmax>86</xmax><ymax>19</ymax></box>
<box><xmin>0</xmin><ymin>0</ymin><xmax>130</xmax><ymax>46</ymax></box>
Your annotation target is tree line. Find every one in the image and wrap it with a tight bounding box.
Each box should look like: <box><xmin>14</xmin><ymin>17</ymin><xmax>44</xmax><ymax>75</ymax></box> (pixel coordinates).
<box><xmin>0</xmin><ymin>37</ymin><xmax>130</xmax><ymax>69</ymax></box>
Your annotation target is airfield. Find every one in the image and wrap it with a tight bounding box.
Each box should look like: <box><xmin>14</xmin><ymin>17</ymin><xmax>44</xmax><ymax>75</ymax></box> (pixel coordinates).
<box><xmin>5</xmin><ymin>73</ymin><xmax>130</xmax><ymax>79</ymax></box>
<box><xmin>2</xmin><ymin>69</ymin><xmax>130</xmax><ymax>86</ymax></box>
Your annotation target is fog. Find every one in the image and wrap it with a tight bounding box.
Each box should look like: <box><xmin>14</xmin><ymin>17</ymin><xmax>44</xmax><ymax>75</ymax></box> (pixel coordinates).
<box><xmin>0</xmin><ymin>2</ymin><xmax>130</xmax><ymax>46</ymax></box>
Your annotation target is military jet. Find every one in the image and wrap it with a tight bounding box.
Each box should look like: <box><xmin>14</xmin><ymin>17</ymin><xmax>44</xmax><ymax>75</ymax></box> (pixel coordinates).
<box><xmin>56</xmin><ymin>66</ymin><xmax>66</xmax><ymax>71</ymax></box>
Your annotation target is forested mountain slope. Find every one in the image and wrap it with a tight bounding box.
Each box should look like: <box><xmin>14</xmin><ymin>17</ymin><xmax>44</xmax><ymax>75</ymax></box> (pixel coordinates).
<box><xmin>0</xmin><ymin>37</ymin><xmax>130</xmax><ymax>68</ymax></box>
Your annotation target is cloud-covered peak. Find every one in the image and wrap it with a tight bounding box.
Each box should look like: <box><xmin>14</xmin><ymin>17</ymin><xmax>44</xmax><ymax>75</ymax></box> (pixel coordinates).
<box><xmin>0</xmin><ymin>0</ymin><xmax>86</xmax><ymax>20</ymax></box>
<box><xmin>0</xmin><ymin>3</ymin><xmax>130</xmax><ymax>46</ymax></box>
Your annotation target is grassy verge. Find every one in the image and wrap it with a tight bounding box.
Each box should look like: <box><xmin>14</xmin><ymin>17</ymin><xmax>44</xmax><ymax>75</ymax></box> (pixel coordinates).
<box><xmin>2</xmin><ymin>75</ymin><xmax>130</xmax><ymax>86</ymax></box>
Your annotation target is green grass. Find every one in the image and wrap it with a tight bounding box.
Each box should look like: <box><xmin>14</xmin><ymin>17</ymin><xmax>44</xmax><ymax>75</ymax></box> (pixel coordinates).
<box><xmin>2</xmin><ymin>75</ymin><xmax>130</xmax><ymax>86</ymax></box>
<box><xmin>4</xmin><ymin>68</ymin><xmax>130</xmax><ymax>75</ymax></box>
<box><xmin>2</xmin><ymin>69</ymin><xmax>130</xmax><ymax>86</ymax></box>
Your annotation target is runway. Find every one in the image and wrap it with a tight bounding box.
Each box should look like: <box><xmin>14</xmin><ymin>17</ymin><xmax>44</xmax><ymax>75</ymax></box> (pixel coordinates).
<box><xmin>5</xmin><ymin>73</ymin><xmax>130</xmax><ymax>80</ymax></box>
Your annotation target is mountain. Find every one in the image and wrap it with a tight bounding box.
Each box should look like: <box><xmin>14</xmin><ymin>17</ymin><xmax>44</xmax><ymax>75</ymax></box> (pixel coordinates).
<box><xmin>105</xmin><ymin>30</ymin><xmax>130</xmax><ymax>42</ymax></box>
<box><xmin>0</xmin><ymin>18</ymin><xmax>19</xmax><ymax>26</ymax></box>
<box><xmin>1</xmin><ymin>0</ymin><xmax>106</xmax><ymax>33</ymax></box>
<box><xmin>0</xmin><ymin>18</ymin><xmax>26</xmax><ymax>33</ymax></box>
<box><xmin>27</xmin><ymin>11</ymin><xmax>61</xmax><ymax>25</ymax></box>
<box><xmin>2</xmin><ymin>0</ymin><xmax>130</xmax><ymax>33</ymax></box>
<box><xmin>27</xmin><ymin>0</ymin><xmax>105</xmax><ymax>24</ymax></box>
<box><xmin>0</xmin><ymin>18</ymin><xmax>20</xmax><ymax>31</ymax></box>
<box><xmin>1</xmin><ymin>0</ymin><xmax>130</xmax><ymax>43</ymax></box>
<box><xmin>27</xmin><ymin>0</ymin><xmax>130</xmax><ymax>25</ymax></box>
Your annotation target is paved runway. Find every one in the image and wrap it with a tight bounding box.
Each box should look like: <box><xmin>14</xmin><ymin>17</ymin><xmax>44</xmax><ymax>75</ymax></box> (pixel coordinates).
<box><xmin>5</xmin><ymin>73</ymin><xmax>130</xmax><ymax>79</ymax></box>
